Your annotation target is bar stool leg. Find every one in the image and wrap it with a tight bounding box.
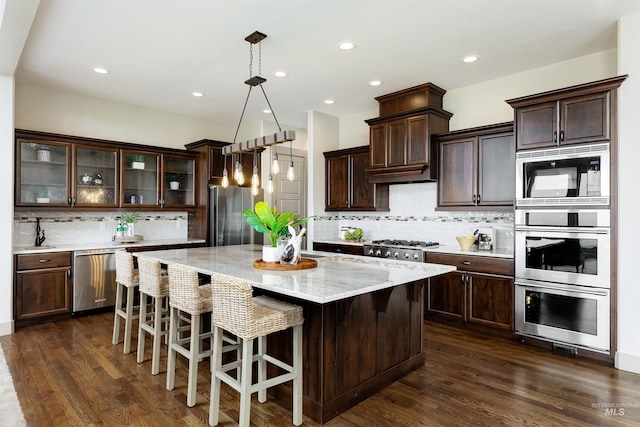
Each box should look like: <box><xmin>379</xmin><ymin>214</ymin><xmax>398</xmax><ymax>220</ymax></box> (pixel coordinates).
<box><xmin>136</xmin><ymin>293</ymin><xmax>148</xmax><ymax>363</ymax></box>
<box><xmin>166</xmin><ymin>306</ymin><xmax>178</xmax><ymax>391</ymax></box>
<box><xmin>239</xmin><ymin>338</ymin><xmax>254</xmax><ymax>427</ymax></box>
<box><xmin>151</xmin><ymin>296</ymin><xmax>164</xmax><ymax>375</ymax></box>
<box><xmin>258</xmin><ymin>335</ymin><xmax>267</xmax><ymax>403</ymax></box>
<box><xmin>123</xmin><ymin>286</ymin><xmax>135</xmax><ymax>354</ymax></box>
<box><xmin>293</xmin><ymin>324</ymin><xmax>303</xmax><ymax>426</ymax></box>
<box><xmin>209</xmin><ymin>326</ymin><xmax>223</xmax><ymax>427</ymax></box>
<box><xmin>112</xmin><ymin>282</ymin><xmax>123</xmax><ymax>345</ymax></box>
<box><xmin>187</xmin><ymin>313</ymin><xmax>201</xmax><ymax>407</ymax></box>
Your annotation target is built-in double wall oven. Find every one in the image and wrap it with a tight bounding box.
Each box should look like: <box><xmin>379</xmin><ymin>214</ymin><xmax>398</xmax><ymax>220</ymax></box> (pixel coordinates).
<box><xmin>514</xmin><ymin>143</ymin><xmax>612</xmax><ymax>354</ymax></box>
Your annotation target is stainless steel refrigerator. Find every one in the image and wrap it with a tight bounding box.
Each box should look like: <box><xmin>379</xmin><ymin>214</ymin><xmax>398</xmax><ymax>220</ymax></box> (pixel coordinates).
<box><xmin>209</xmin><ymin>185</ymin><xmax>264</xmax><ymax>246</ymax></box>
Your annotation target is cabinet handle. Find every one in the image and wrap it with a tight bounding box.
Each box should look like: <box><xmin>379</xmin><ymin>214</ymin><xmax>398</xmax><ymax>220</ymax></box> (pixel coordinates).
<box><xmin>461</xmin><ymin>261</ymin><xmax>471</xmax><ymax>266</ymax></box>
<box><xmin>472</xmin><ymin>194</ymin><xmax>476</xmax><ymax>204</ymax></box>
<box><xmin>477</xmin><ymin>194</ymin><xmax>481</xmax><ymax>204</ymax></box>
<box><xmin>559</xmin><ymin>130</ymin><xmax>565</xmax><ymax>142</ymax></box>
<box><xmin>553</xmin><ymin>131</ymin><xmax>557</xmax><ymax>144</ymax></box>
<box><xmin>39</xmin><ymin>259</ymin><xmax>51</xmax><ymax>263</ymax></box>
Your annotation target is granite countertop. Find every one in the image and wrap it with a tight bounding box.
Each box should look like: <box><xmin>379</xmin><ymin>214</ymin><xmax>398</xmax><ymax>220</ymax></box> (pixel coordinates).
<box><xmin>313</xmin><ymin>238</ymin><xmax>513</xmax><ymax>259</ymax></box>
<box><xmin>135</xmin><ymin>244</ymin><xmax>456</xmax><ymax>304</ymax></box>
<box><xmin>12</xmin><ymin>238</ymin><xmax>206</xmax><ymax>255</ymax></box>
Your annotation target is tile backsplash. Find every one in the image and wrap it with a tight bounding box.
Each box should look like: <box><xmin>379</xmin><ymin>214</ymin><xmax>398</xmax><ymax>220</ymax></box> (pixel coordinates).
<box><xmin>13</xmin><ymin>211</ymin><xmax>188</xmax><ymax>247</ymax></box>
<box><xmin>314</xmin><ymin>182</ymin><xmax>514</xmax><ymax>249</ymax></box>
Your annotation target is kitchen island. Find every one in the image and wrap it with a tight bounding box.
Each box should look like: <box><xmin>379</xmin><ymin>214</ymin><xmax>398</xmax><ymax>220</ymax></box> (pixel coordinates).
<box><xmin>137</xmin><ymin>245</ymin><xmax>456</xmax><ymax>423</ymax></box>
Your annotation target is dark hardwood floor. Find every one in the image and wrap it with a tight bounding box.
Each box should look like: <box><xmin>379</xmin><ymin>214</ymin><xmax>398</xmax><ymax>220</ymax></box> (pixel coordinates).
<box><xmin>2</xmin><ymin>313</ymin><xmax>640</xmax><ymax>426</ymax></box>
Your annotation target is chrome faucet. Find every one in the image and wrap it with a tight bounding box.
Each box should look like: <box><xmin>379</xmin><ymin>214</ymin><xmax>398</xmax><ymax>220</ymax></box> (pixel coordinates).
<box><xmin>35</xmin><ymin>218</ymin><xmax>46</xmax><ymax>247</ymax></box>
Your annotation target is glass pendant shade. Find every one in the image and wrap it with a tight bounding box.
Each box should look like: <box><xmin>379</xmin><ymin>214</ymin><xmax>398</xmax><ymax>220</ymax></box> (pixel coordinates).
<box><xmin>234</xmin><ymin>158</ymin><xmax>244</xmax><ymax>185</ymax></box>
<box><xmin>267</xmin><ymin>175</ymin><xmax>274</xmax><ymax>194</ymax></box>
<box><xmin>251</xmin><ymin>182</ymin><xmax>259</xmax><ymax>196</ymax></box>
<box><xmin>287</xmin><ymin>160</ymin><xmax>295</xmax><ymax>181</ymax></box>
<box><xmin>221</xmin><ymin>168</ymin><xmax>229</xmax><ymax>188</ymax></box>
<box><xmin>251</xmin><ymin>166</ymin><xmax>260</xmax><ymax>187</ymax></box>
<box><xmin>271</xmin><ymin>151</ymin><xmax>280</xmax><ymax>175</ymax></box>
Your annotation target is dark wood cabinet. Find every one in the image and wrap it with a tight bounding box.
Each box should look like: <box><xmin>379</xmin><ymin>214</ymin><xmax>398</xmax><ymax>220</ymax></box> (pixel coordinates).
<box><xmin>365</xmin><ymin>83</ymin><xmax>452</xmax><ymax>184</ymax></box>
<box><xmin>15</xmin><ymin>129</ymin><xmax>197</xmax><ymax>211</ymax></box>
<box><xmin>324</xmin><ymin>146</ymin><xmax>389</xmax><ymax>211</ymax></box>
<box><xmin>506</xmin><ymin>76</ymin><xmax>627</xmax><ymax>151</ymax></box>
<box><xmin>425</xmin><ymin>252</ymin><xmax>513</xmax><ymax>330</ymax></box>
<box><xmin>14</xmin><ymin>252</ymin><xmax>72</xmax><ymax>328</ymax></box>
<box><xmin>436</xmin><ymin>122</ymin><xmax>515</xmax><ymax>209</ymax></box>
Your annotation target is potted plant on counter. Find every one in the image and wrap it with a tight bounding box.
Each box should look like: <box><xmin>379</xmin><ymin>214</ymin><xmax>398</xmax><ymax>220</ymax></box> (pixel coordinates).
<box><xmin>243</xmin><ymin>201</ymin><xmax>310</xmax><ymax>262</ymax></box>
<box><xmin>120</xmin><ymin>212</ymin><xmax>140</xmax><ymax>237</ymax></box>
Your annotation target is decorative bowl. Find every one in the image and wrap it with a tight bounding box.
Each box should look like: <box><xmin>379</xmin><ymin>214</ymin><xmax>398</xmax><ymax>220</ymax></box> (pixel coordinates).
<box><xmin>456</xmin><ymin>235</ymin><xmax>476</xmax><ymax>251</ymax></box>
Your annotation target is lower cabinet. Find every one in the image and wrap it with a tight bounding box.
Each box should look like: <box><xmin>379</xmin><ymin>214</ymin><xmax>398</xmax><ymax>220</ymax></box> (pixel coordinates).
<box><xmin>14</xmin><ymin>251</ymin><xmax>72</xmax><ymax>328</ymax></box>
<box><xmin>425</xmin><ymin>252</ymin><xmax>513</xmax><ymax>330</ymax></box>
<box><xmin>313</xmin><ymin>241</ymin><xmax>364</xmax><ymax>256</ymax></box>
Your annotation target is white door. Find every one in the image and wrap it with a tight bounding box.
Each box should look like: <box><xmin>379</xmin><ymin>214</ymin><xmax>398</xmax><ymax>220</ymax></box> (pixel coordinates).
<box><xmin>274</xmin><ymin>153</ymin><xmax>307</xmax><ymax>246</ymax></box>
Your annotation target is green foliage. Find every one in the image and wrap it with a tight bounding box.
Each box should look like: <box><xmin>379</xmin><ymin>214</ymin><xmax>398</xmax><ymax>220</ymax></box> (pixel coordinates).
<box><xmin>243</xmin><ymin>201</ymin><xmax>310</xmax><ymax>247</ymax></box>
<box><xmin>169</xmin><ymin>173</ymin><xmax>183</xmax><ymax>182</ymax></box>
<box><xmin>121</xmin><ymin>212</ymin><xmax>140</xmax><ymax>224</ymax></box>
<box><xmin>344</xmin><ymin>228</ymin><xmax>363</xmax><ymax>240</ymax></box>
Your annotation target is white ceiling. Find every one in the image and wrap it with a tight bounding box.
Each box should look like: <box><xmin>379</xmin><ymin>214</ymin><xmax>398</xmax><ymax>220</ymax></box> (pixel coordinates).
<box><xmin>11</xmin><ymin>0</ymin><xmax>640</xmax><ymax>130</ymax></box>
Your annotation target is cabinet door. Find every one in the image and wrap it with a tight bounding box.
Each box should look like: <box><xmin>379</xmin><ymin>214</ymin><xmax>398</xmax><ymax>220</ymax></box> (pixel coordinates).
<box><xmin>560</xmin><ymin>92</ymin><xmax>610</xmax><ymax>146</ymax></box>
<box><xmin>438</xmin><ymin>137</ymin><xmax>476</xmax><ymax>207</ymax></box>
<box><xmin>369</xmin><ymin>123</ymin><xmax>387</xmax><ymax>168</ymax></box>
<box><xmin>467</xmin><ymin>273</ymin><xmax>513</xmax><ymax>329</ymax></box>
<box><xmin>325</xmin><ymin>155</ymin><xmax>349</xmax><ymax>210</ymax></box>
<box><xmin>406</xmin><ymin>115</ymin><xmax>429</xmax><ymax>165</ymax></box>
<box><xmin>74</xmin><ymin>145</ymin><xmax>119</xmax><ymax>207</ymax></box>
<box><xmin>16</xmin><ymin>140</ymin><xmax>71</xmax><ymax>207</ymax></box>
<box><xmin>121</xmin><ymin>150</ymin><xmax>161</xmax><ymax>207</ymax></box>
<box><xmin>477</xmin><ymin>132</ymin><xmax>515</xmax><ymax>206</ymax></box>
<box><xmin>15</xmin><ymin>268</ymin><xmax>71</xmax><ymax>321</ymax></box>
<box><xmin>162</xmin><ymin>154</ymin><xmax>196</xmax><ymax>208</ymax></box>
<box><xmin>426</xmin><ymin>271</ymin><xmax>465</xmax><ymax>318</ymax></box>
<box><xmin>377</xmin><ymin>286</ymin><xmax>411</xmax><ymax>372</ymax></box>
<box><xmin>387</xmin><ymin>119</ymin><xmax>407</xmax><ymax>167</ymax></box>
<box><xmin>515</xmin><ymin>101</ymin><xmax>558</xmax><ymax>150</ymax></box>
<box><xmin>350</xmin><ymin>151</ymin><xmax>376</xmax><ymax>209</ymax></box>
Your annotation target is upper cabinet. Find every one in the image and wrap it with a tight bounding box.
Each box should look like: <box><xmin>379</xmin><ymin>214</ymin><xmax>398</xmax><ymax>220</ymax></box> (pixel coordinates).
<box><xmin>365</xmin><ymin>83</ymin><xmax>452</xmax><ymax>184</ymax></box>
<box><xmin>15</xmin><ymin>129</ymin><xmax>196</xmax><ymax>210</ymax></box>
<box><xmin>435</xmin><ymin>123</ymin><xmax>515</xmax><ymax>209</ymax></box>
<box><xmin>324</xmin><ymin>146</ymin><xmax>389</xmax><ymax>211</ymax></box>
<box><xmin>506</xmin><ymin>75</ymin><xmax>628</xmax><ymax>151</ymax></box>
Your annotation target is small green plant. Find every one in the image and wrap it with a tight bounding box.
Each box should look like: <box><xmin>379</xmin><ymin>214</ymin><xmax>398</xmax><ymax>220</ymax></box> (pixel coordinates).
<box><xmin>169</xmin><ymin>173</ymin><xmax>183</xmax><ymax>182</ymax></box>
<box><xmin>131</xmin><ymin>154</ymin><xmax>145</xmax><ymax>162</ymax></box>
<box><xmin>243</xmin><ymin>201</ymin><xmax>311</xmax><ymax>247</ymax></box>
<box><xmin>121</xmin><ymin>212</ymin><xmax>140</xmax><ymax>224</ymax></box>
<box><xmin>34</xmin><ymin>187</ymin><xmax>49</xmax><ymax>198</ymax></box>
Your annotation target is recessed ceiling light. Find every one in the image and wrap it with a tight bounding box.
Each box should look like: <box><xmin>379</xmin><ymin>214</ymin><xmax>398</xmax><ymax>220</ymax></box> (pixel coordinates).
<box><xmin>191</xmin><ymin>92</ymin><xmax>204</xmax><ymax>97</ymax></box>
<box><xmin>93</xmin><ymin>67</ymin><xmax>109</xmax><ymax>74</ymax></box>
<box><xmin>338</xmin><ymin>41</ymin><xmax>355</xmax><ymax>50</ymax></box>
<box><xmin>462</xmin><ymin>55</ymin><xmax>478</xmax><ymax>63</ymax></box>
<box><xmin>263</xmin><ymin>109</ymin><xmax>272</xmax><ymax>114</ymax></box>
<box><xmin>324</xmin><ymin>99</ymin><xmax>335</xmax><ymax>105</ymax></box>
<box><xmin>369</xmin><ymin>80</ymin><xmax>382</xmax><ymax>87</ymax></box>
<box><xmin>274</xmin><ymin>71</ymin><xmax>287</xmax><ymax>78</ymax></box>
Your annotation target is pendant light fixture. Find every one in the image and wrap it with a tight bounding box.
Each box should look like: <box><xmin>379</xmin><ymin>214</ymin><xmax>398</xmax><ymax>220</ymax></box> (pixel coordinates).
<box><xmin>221</xmin><ymin>153</ymin><xmax>230</xmax><ymax>188</ymax></box>
<box><xmin>267</xmin><ymin>174</ymin><xmax>275</xmax><ymax>194</ymax></box>
<box><xmin>222</xmin><ymin>31</ymin><xmax>297</xmax><ymax>186</ymax></box>
<box><xmin>251</xmin><ymin>149</ymin><xmax>260</xmax><ymax>195</ymax></box>
<box><xmin>286</xmin><ymin>139</ymin><xmax>295</xmax><ymax>181</ymax></box>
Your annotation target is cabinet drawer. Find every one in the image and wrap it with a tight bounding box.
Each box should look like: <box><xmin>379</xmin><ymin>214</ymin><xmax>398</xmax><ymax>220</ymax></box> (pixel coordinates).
<box><xmin>313</xmin><ymin>242</ymin><xmax>364</xmax><ymax>256</ymax></box>
<box><xmin>425</xmin><ymin>252</ymin><xmax>513</xmax><ymax>276</ymax></box>
<box><xmin>17</xmin><ymin>252</ymin><xmax>72</xmax><ymax>270</ymax></box>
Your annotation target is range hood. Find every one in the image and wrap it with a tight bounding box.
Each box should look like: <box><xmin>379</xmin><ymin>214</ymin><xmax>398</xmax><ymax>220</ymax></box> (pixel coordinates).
<box><xmin>364</xmin><ymin>83</ymin><xmax>453</xmax><ymax>184</ymax></box>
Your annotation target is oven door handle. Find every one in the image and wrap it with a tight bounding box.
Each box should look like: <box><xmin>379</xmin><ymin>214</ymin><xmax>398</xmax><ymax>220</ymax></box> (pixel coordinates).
<box><xmin>515</xmin><ymin>280</ymin><xmax>609</xmax><ymax>296</ymax></box>
<box><xmin>514</xmin><ymin>226</ymin><xmax>610</xmax><ymax>234</ymax></box>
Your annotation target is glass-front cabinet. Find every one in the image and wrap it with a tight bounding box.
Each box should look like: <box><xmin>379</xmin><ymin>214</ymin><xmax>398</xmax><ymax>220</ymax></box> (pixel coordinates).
<box><xmin>121</xmin><ymin>150</ymin><xmax>161</xmax><ymax>207</ymax></box>
<box><xmin>162</xmin><ymin>154</ymin><xmax>195</xmax><ymax>208</ymax></box>
<box><xmin>17</xmin><ymin>140</ymin><xmax>71</xmax><ymax>207</ymax></box>
<box><xmin>74</xmin><ymin>145</ymin><xmax>119</xmax><ymax>207</ymax></box>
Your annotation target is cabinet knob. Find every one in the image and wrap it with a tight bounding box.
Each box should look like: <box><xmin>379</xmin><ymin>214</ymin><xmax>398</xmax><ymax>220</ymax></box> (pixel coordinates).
<box><xmin>553</xmin><ymin>131</ymin><xmax>558</xmax><ymax>144</ymax></box>
<box><xmin>559</xmin><ymin>130</ymin><xmax>565</xmax><ymax>142</ymax></box>
<box><xmin>477</xmin><ymin>194</ymin><xmax>481</xmax><ymax>204</ymax></box>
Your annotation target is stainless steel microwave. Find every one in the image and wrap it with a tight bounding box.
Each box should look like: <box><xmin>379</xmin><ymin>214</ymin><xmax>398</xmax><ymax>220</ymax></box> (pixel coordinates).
<box><xmin>515</xmin><ymin>143</ymin><xmax>610</xmax><ymax>207</ymax></box>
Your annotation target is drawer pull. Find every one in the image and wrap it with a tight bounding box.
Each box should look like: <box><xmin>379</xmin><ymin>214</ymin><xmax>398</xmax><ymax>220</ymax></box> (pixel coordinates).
<box><xmin>461</xmin><ymin>261</ymin><xmax>471</xmax><ymax>266</ymax></box>
<box><xmin>39</xmin><ymin>259</ymin><xmax>51</xmax><ymax>263</ymax></box>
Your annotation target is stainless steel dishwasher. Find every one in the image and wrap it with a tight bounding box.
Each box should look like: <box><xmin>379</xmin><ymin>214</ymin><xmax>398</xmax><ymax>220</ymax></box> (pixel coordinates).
<box><xmin>73</xmin><ymin>248</ymin><xmax>118</xmax><ymax>314</ymax></box>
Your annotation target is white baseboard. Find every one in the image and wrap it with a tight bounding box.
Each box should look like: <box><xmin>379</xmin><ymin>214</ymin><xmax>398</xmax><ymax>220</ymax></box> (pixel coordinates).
<box><xmin>615</xmin><ymin>351</ymin><xmax>640</xmax><ymax>374</ymax></box>
<box><xmin>0</xmin><ymin>321</ymin><xmax>14</xmax><ymax>337</ymax></box>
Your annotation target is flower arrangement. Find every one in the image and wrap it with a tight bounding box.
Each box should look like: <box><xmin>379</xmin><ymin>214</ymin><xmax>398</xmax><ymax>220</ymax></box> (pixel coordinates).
<box><xmin>243</xmin><ymin>201</ymin><xmax>311</xmax><ymax>247</ymax></box>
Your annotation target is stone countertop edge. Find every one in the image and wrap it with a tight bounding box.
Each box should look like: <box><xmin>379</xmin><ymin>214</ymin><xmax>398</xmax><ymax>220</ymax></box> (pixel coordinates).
<box><xmin>134</xmin><ymin>245</ymin><xmax>457</xmax><ymax>304</ymax></box>
<box><xmin>12</xmin><ymin>238</ymin><xmax>206</xmax><ymax>255</ymax></box>
<box><xmin>312</xmin><ymin>238</ymin><xmax>514</xmax><ymax>259</ymax></box>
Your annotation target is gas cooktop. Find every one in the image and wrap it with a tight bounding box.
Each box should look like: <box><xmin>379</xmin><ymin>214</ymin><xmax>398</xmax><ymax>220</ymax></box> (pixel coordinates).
<box><xmin>370</xmin><ymin>239</ymin><xmax>440</xmax><ymax>249</ymax></box>
<box><xmin>364</xmin><ymin>239</ymin><xmax>440</xmax><ymax>262</ymax></box>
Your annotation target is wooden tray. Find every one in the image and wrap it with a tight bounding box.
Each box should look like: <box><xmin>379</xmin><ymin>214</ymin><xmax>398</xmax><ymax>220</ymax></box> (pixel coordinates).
<box><xmin>254</xmin><ymin>257</ymin><xmax>318</xmax><ymax>271</ymax></box>
<box><xmin>114</xmin><ymin>235</ymin><xmax>143</xmax><ymax>243</ymax></box>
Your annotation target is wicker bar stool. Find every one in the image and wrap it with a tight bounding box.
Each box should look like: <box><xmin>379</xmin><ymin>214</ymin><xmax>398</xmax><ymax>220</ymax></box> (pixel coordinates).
<box><xmin>166</xmin><ymin>263</ymin><xmax>215</xmax><ymax>407</ymax></box>
<box><xmin>136</xmin><ymin>256</ymin><xmax>170</xmax><ymax>375</ymax></box>
<box><xmin>209</xmin><ymin>273</ymin><xmax>304</xmax><ymax>427</ymax></box>
<box><xmin>112</xmin><ymin>250</ymin><xmax>140</xmax><ymax>354</ymax></box>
